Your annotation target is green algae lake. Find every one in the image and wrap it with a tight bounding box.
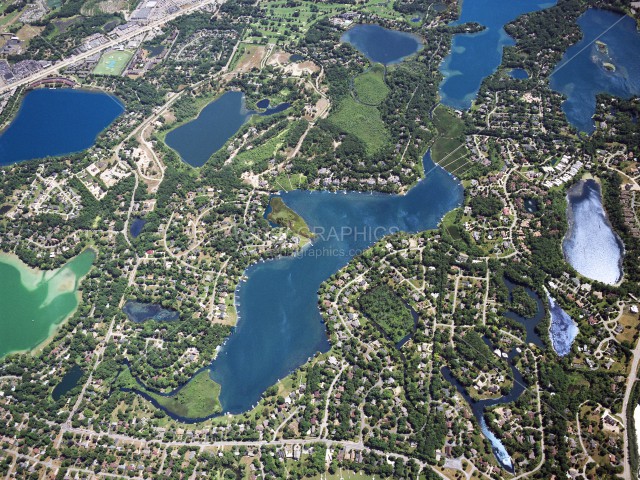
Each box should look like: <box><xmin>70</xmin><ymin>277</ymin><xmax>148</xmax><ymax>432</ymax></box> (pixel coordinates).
<box><xmin>0</xmin><ymin>249</ymin><xmax>95</xmax><ymax>358</ymax></box>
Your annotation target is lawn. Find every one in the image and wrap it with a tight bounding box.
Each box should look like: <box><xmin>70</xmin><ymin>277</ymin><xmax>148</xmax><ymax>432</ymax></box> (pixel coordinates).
<box><xmin>430</xmin><ymin>105</ymin><xmax>470</xmax><ymax>174</ymax></box>
<box><xmin>93</xmin><ymin>49</ymin><xmax>133</xmax><ymax>76</ymax></box>
<box><xmin>329</xmin><ymin>96</ymin><xmax>390</xmax><ymax>155</ymax></box>
<box><xmin>267</xmin><ymin>196</ymin><xmax>314</xmax><ymax>239</ymax></box>
<box><xmin>353</xmin><ymin>63</ymin><xmax>389</xmax><ymax>106</ymax></box>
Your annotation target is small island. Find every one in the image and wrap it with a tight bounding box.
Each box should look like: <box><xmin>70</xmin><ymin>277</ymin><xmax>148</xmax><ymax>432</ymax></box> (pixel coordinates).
<box><xmin>595</xmin><ymin>39</ymin><xmax>608</xmax><ymax>54</ymax></box>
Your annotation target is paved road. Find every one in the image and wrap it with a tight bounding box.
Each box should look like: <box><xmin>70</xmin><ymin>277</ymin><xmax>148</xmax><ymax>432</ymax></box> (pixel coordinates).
<box><xmin>0</xmin><ymin>0</ymin><xmax>221</xmax><ymax>95</ymax></box>
<box><xmin>621</xmin><ymin>332</ymin><xmax>640</xmax><ymax>480</ymax></box>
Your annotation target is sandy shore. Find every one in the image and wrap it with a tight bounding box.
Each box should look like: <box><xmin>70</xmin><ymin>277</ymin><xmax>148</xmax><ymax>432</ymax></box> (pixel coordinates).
<box><xmin>0</xmin><ymin>252</ymin><xmax>47</xmax><ymax>290</ymax></box>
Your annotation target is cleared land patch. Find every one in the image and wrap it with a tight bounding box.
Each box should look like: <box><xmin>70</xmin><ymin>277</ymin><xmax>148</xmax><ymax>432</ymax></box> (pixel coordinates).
<box><xmin>329</xmin><ymin>97</ymin><xmax>390</xmax><ymax>155</ymax></box>
<box><xmin>353</xmin><ymin>64</ymin><xmax>389</xmax><ymax>106</ymax></box>
<box><xmin>93</xmin><ymin>50</ymin><xmax>133</xmax><ymax>76</ymax></box>
<box><xmin>431</xmin><ymin>105</ymin><xmax>470</xmax><ymax>174</ymax></box>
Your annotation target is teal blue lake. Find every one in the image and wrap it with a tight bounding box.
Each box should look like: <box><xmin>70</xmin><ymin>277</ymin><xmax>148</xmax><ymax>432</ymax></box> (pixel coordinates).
<box><xmin>0</xmin><ymin>88</ymin><xmax>123</xmax><ymax>166</ymax></box>
<box><xmin>210</xmin><ymin>152</ymin><xmax>463</xmax><ymax>413</ymax></box>
<box><xmin>341</xmin><ymin>24</ymin><xmax>423</xmax><ymax>65</ymax></box>
<box><xmin>438</xmin><ymin>0</ymin><xmax>555</xmax><ymax>110</ymax></box>
<box><xmin>549</xmin><ymin>9</ymin><xmax>640</xmax><ymax>133</ymax></box>
<box><xmin>165</xmin><ymin>91</ymin><xmax>290</xmax><ymax>167</ymax></box>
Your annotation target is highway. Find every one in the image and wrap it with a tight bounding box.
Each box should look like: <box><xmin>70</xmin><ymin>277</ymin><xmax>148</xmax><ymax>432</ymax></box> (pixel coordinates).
<box><xmin>0</xmin><ymin>0</ymin><xmax>221</xmax><ymax>95</ymax></box>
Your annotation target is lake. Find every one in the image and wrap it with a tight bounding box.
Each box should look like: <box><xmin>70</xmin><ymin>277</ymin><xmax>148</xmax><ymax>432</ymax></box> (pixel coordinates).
<box><xmin>341</xmin><ymin>24</ymin><xmax>423</xmax><ymax>65</ymax></box>
<box><xmin>438</xmin><ymin>0</ymin><xmax>555</xmax><ymax>110</ymax></box>
<box><xmin>0</xmin><ymin>249</ymin><xmax>95</xmax><ymax>358</ymax></box>
<box><xmin>122</xmin><ymin>300</ymin><xmax>180</xmax><ymax>322</ymax></box>
<box><xmin>0</xmin><ymin>88</ymin><xmax>124</xmax><ymax>166</ymax></box>
<box><xmin>549</xmin><ymin>9</ymin><xmax>640</xmax><ymax>133</ymax></box>
<box><xmin>52</xmin><ymin>364</ymin><xmax>84</xmax><ymax>401</ymax></box>
<box><xmin>210</xmin><ymin>152</ymin><xmax>463</xmax><ymax>413</ymax></box>
<box><xmin>129</xmin><ymin>218</ymin><xmax>146</xmax><ymax>238</ymax></box>
<box><xmin>165</xmin><ymin>91</ymin><xmax>290</xmax><ymax>167</ymax></box>
<box><xmin>547</xmin><ymin>292</ymin><xmax>578</xmax><ymax>357</ymax></box>
<box><xmin>563</xmin><ymin>179</ymin><xmax>624</xmax><ymax>285</ymax></box>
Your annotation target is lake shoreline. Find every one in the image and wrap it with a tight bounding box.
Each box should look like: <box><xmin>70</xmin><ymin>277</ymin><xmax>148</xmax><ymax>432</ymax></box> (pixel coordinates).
<box><xmin>562</xmin><ymin>178</ymin><xmax>625</xmax><ymax>285</ymax></box>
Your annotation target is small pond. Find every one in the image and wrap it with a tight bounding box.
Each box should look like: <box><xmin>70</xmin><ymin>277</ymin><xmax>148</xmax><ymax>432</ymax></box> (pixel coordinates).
<box><xmin>122</xmin><ymin>300</ymin><xmax>180</xmax><ymax>322</ymax></box>
<box><xmin>129</xmin><ymin>218</ymin><xmax>146</xmax><ymax>238</ymax></box>
<box><xmin>509</xmin><ymin>68</ymin><xmax>529</xmax><ymax>79</ymax></box>
<box><xmin>52</xmin><ymin>364</ymin><xmax>84</xmax><ymax>401</ymax></box>
<box><xmin>547</xmin><ymin>292</ymin><xmax>578</xmax><ymax>357</ymax></box>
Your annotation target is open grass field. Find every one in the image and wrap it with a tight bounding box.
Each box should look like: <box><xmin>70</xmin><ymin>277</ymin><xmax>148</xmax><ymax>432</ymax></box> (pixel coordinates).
<box><xmin>430</xmin><ymin>105</ymin><xmax>470</xmax><ymax>174</ymax></box>
<box><xmin>268</xmin><ymin>196</ymin><xmax>314</xmax><ymax>238</ymax></box>
<box><xmin>93</xmin><ymin>49</ymin><xmax>133</xmax><ymax>76</ymax></box>
<box><xmin>235</xmin><ymin>128</ymin><xmax>288</xmax><ymax>169</ymax></box>
<box><xmin>148</xmin><ymin>370</ymin><xmax>222</xmax><ymax>418</ymax></box>
<box><xmin>353</xmin><ymin>64</ymin><xmax>389</xmax><ymax>106</ymax></box>
<box><xmin>116</xmin><ymin>367</ymin><xmax>222</xmax><ymax>418</ymax></box>
<box><xmin>329</xmin><ymin>96</ymin><xmax>390</xmax><ymax>155</ymax></box>
<box><xmin>273</xmin><ymin>172</ymin><xmax>307</xmax><ymax>191</ymax></box>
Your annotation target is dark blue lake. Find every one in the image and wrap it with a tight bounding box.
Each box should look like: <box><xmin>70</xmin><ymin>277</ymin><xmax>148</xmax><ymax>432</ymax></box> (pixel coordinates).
<box><xmin>563</xmin><ymin>179</ymin><xmax>624</xmax><ymax>285</ymax></box>
<box><xmin>341</xmin><ymin>24</ymin><xmax>423</xmax><ymax>65</ymax></box>
<box><xmin>0</xmin><ymin>88</ymin><xmax>123</xmax><ymax>166</ymax></box>
<box><xmin>549</xmin><ymin>9</ymin><xmax>640</xmax><ymax>134</ymax></box>
<box><xmin>129</xmin><ymin>218</ymin><xmax>146</xmax><ymax>238</ymax></box>
<box><xmin>165</xmin><ymin>91</ymin><xmax>290</xmax><ymax>167</ymax></box>
<box><xmin>509</xmin><ymin>68</ymin><xmax>529</xmax><ymax>79</ymax></box>
<box><xmin>439</xmin><ymin>0</ymin><xmax>555</xmax><ymax>110</ymax></box>
<box><xmin>52</xmin><ymin>364</ymin><xmax>84</xmax><ymax>401</ymax></box>
<box><xmin>210</xmin><ymin>152</ymin><xmax>463</xmax><ymax>413</ymax></box>
<box><xmin>122</xmin><ymin>300</ymin><xmax>180</xmax><ymax>322</ymax></box>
